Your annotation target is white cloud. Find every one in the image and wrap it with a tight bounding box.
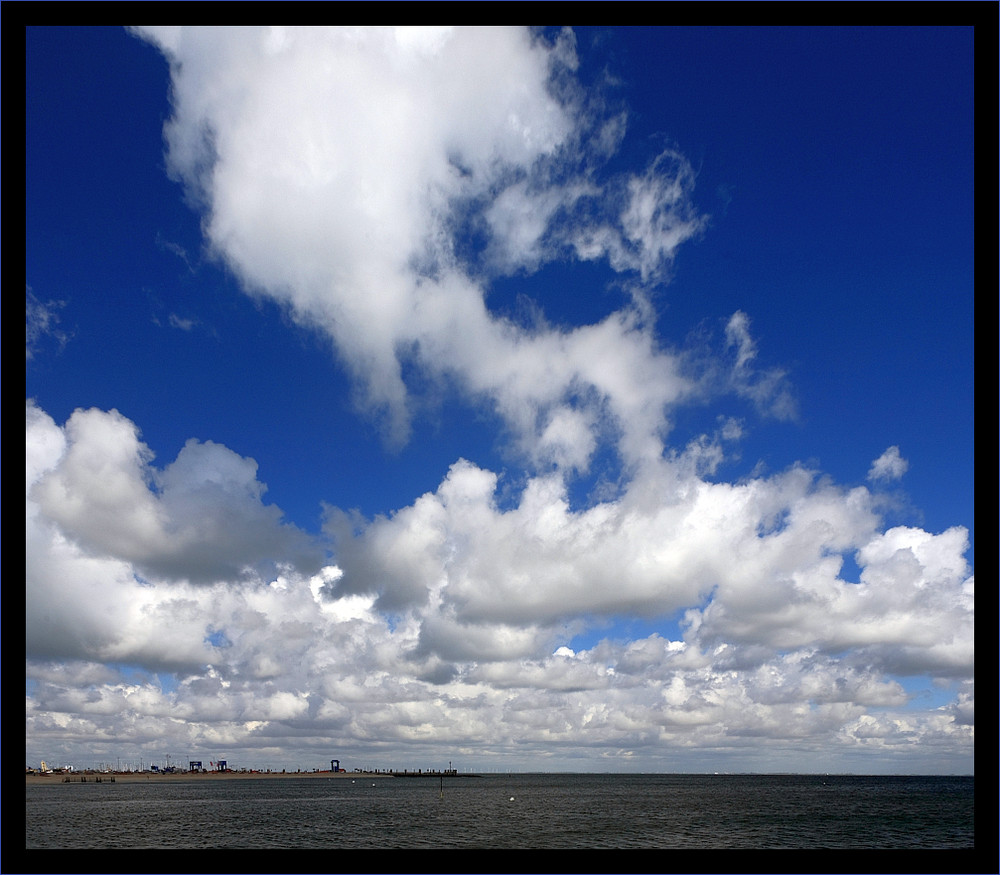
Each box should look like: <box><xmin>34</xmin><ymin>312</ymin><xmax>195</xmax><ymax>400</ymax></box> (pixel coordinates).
<box><xmin>133</xmin><ymin>26</ymin><xmax>586</xmax><ymax>446</ymax></box>
<box><xmin>868</xmin><ymin>445</ymin><xmax>909</xmax><ymax>482</ymax></box>
<box><xmin>131</xmin><ymin>26</ymin><xmax>712</xmax><ymax>465</ymax></box>
<box><xmin>326</xmin><ymin>454</ymin><xmax>972</xmax><ymax>681</ymax></box>
<box><xmin>27</xmin><ymin>402</ymin><xmax>322</xmax><ymax>586</ymax></box>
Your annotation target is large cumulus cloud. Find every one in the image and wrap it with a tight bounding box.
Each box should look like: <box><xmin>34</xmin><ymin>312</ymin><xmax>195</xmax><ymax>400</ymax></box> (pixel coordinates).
<box><xmin>132</xmin><ymin>26</ymin><xmax>712</xmax><ymax>464</ymax></box>
<box><xmin>26</xmin><ymin>397</ymin><xmax>973</xmax><ymax>770</ymax></box>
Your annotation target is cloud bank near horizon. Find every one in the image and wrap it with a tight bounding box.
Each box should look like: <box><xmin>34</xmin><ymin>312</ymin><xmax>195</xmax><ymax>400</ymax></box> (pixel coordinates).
<box><xmin>26</xmin><ymin>27</ymin><xmax>973</xmax><ymax>772</ymax></box>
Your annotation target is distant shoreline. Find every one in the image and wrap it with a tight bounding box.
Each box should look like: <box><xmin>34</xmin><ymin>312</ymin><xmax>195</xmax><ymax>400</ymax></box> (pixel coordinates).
<box><xmin>27</xmin><ymin>770</ymin><xmax>967</xmax><ymax>785</ymax></box>
<box><xmin>26</xmin><ymin>770</ymin><xmax>393</xmax><ymax>784</ymax></box>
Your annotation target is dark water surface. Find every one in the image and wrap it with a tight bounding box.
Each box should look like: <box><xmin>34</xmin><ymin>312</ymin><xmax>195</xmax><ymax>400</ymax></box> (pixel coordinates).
<box><xmin>24</xmin><ymin>773</ymin><xmax>973</xmax><ymax>850</ymax></box>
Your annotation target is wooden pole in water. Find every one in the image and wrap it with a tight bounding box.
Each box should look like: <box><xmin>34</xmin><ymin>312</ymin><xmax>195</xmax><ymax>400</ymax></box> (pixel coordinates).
<box><xmin>439</xmin><ymin>774</ymin><xmax>443</xmax><ymax>799</ymax></box>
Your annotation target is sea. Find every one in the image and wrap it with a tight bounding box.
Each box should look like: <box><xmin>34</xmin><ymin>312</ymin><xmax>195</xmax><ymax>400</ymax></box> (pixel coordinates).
<box><xmin>24</xmin><ymin>773</ymin><xmax>973</xmax><ymax>856</ymax></box>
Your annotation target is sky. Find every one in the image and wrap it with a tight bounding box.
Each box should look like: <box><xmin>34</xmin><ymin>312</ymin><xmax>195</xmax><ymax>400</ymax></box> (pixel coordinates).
<box><xmin>26</xmin><ymin>26</ymin><xmax>974</xmax><ymax>775</ymax></box>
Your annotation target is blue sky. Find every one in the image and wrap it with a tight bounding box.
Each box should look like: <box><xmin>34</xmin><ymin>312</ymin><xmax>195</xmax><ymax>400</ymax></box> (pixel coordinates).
<box><xmin>26</xmin><ymin>27</ymin><xmax>973</xmax><ymax>774</ymax></box>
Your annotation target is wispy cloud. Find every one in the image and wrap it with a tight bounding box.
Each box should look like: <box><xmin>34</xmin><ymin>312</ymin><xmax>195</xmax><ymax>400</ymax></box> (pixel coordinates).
<box><xmin>26</xmin><ymin>288</ymin><xmax>69</xmax><ymax>361</ymax></box>
<box><xmin>167</xmin><ymin>313</ymin><xmax>197</xmax><ymax>332</ymax></box>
